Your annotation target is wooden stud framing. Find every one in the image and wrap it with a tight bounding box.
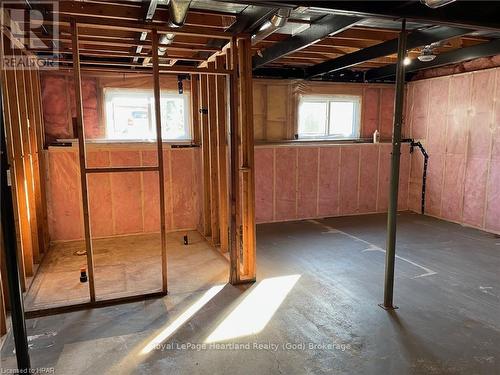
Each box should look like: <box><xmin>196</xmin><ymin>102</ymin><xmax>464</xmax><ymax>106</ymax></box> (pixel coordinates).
<box><xmin>16</xmin><ymin>69</ymin><xmax>40</xmax><ymax>263</ymax></box>
<box><xmin>3</xmin><ymin>67</ymin><xmax>33</xmax><ymax>278</ymax></box>
<box><xmin>216</xmin><ymin>55</ymin><xmax>229</xmax><ymax>254</ymax></box>
<box><xmin>191</xmin><ymin>74</ymin><xmax>201</xmax><ymax>144</ymax></box>
<box><xmin>71</xmin><ymin>19</ymin><xmax>96</xmax><ymax>301</ymax></box>
<box><xmin>31</xmin><ymin>69</ymin><xmax>50</xmax><ymax>250</ymax></box>
<box><xmin>64</xmin><ymin>22</ymin><xmax>170</xmax><ymax>304</ymax></box>
<box><xmin>200</xmin><ymin>74</ymin><xmax>211</xmax><ymax>237</ymax></box>
<box><xmin>207</xmin><ymin>61</ymin><xmax>220</xmax><ymax>246</ymax></box>
<box><xmin>228</xmin><ymin>37</ymin><xmax>241</xmax><ymax>284</ymax></box>
<box><xmin>152</xmin><ymin>29</ymin><xmax>168</xmax><ymax>293</ymax></box>
<box><xmin>0</xmin><ymin>67</ymin><xmax>26</xmax><ymax>291</ymax></box>
<box><xmin>24</xmin><ymin>70</ymin><xmax>46</xmax><ymax>256</ymax></box>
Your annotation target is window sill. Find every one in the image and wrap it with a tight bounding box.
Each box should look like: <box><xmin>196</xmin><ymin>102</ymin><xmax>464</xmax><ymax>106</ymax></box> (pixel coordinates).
<box><xmin>254</xmin><ymin>138</ymin><xmax>391</xmax><ymax>147</ymax></box>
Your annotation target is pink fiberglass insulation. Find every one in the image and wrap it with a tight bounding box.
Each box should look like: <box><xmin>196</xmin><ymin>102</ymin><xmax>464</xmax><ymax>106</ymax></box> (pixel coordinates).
<box><xmin>46</xmin><ymin>147</ymin><xmax>200</xmax><ymax>241</ymax></box>
<box><xmin>297</xmin><ymin>147</ymin><xmax>319</xmax><ymax>219</ymax></box>
<box><xmin>254</xmin><ymin>143</ymin><xmax>411</xmax><ymax>224</ymax></box>
<box><xmin>274</xmin><ymin>147</ymin><xmax>298</xmax><ymax>221</ymax></box>
<box><xmin>42</xmin><ymin>74</ymin><xmax>101</xmax><ymax>143</ymax></box>
<box><xmin>407</xmin><ymin>66</ymin><xmax>500</xmax><ymax>235</ymax></box>
<box><xmin>254</xmin><ymin>148</ymin><xmax>274</xmax><ymax>223</ymax></box>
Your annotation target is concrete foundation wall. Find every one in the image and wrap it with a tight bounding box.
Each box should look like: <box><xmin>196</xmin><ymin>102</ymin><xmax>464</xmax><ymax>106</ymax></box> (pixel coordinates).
<box><xmin>407</xmin><ymin>67</ymin><xmax>500</xmax><ymax>234</ymax></box>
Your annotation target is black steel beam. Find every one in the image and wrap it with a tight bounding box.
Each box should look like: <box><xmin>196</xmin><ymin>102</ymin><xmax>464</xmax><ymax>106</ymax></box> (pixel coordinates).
<box><xmin>365</xmin><ymin>38</ymin><xmax>500</xmax><ymax>81</ymax></box>
<box><xmin>306</xmin><ymin>25</ymin><xmax>472</xmax><ymax>78</ymax></box>
<box><xmin>220</xmin><ymin>1</ymin><xmax>500</xmax><ymax>30</ymax></box>
<box><xmin>199</xmin><ymin>5</ymin><xmax>278</xmax><ymax>60</ymax></box>
<box><xmin>0</xmin><ymin>86</ymin><xmax>31</xmax><ymax>370</ymax></box>
<box><xmin>252</xmin><ymin>14</ymin><xmax>361</xmax><ymax>69</ymax></box>
<box><xmin>228</xmin><ymin>5</ymin><xmax>278</xmax><ymax>34</ymax></box>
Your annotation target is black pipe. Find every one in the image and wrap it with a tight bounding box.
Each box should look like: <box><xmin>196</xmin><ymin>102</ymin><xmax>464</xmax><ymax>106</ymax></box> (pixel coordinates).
<box><xmin>409</xmin><ymin>141</ymin><xmax>429</xmax><ymax>214</ymax></box>
<box><xmin>381</xmin><ymin>19</ymin><xmax>407</xmax><ymax>310</ymax></box>
<box><xmin>0</xmin><ymin>86</ymin><xmax>31</xmax><ymax>369</ymax></box>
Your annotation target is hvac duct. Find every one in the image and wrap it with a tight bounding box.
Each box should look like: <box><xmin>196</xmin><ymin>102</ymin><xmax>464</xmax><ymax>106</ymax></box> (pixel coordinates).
<box><xmin>251</xmin><ymin>8</ymin><xmax>291</xmax><ymax>45</ymax></box>
<box><xmin>158</xmin><ymin>33</ymin><xmax>175</xmax><ymax>56</ymax></box>
<box><xmin>168</xmin><ymin>0</ymin><xmax>192</xmax><ymax>27</ymax></box>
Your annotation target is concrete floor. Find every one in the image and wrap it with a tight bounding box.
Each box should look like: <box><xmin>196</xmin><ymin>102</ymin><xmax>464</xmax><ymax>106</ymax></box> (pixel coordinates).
<box><xmin>24</xmin><ymin>231</ymin><xmax>227</xmax><ymax>311</ymax></box>
<box><xmin>1</xmin><ymin>212</ymin><xmax>499</xmax><ymax>374</ymax></box>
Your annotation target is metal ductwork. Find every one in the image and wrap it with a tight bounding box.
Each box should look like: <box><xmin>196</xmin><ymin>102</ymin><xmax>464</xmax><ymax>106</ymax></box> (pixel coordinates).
<box><xmin>158</xmin><ymin>32</ymin><xmax>175</xmax><ymax>56</ymax></box>
<box><xmin>168</xmin><ymin>0</ymin><xmax>192</xmax><ymax>28</ymax></box>
<box><xmin>251</xmin><ymin>8</ymin><xmax>291</xmax><ymax>46</ymax></box>
<box><xmin>154</xmin><ymin>0</ymin><xmax>191</xmax><ymax>59</ymax></box>
<box><xmin>420</xmin><ymin>0</ymin><xmax>456</xmax><ymax>8</ymax></box>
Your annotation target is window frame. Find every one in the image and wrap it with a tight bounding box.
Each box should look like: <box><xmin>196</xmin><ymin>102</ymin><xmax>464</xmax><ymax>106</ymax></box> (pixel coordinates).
<box><xmin>297</xmin><ymin>94</ymin><xmax>361</xmax><ymax>140</ymax></box>
<box><xmin>103</xmin><ymin>88</ymin><xmax>192</xmax><ymax>142</ymax></box>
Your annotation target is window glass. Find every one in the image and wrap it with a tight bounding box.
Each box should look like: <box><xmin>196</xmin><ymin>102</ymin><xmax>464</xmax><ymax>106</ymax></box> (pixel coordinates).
<box><xmin>298</xmin><ymin>96</ymin><xmax>360</xmax><ymax>139</ymax></box>
<box><xmin>104</xmin><ymin>89</ymin><xmax>191</xmax><ymax>141</ymax></box>
<box><xmin>298</xmin><ymin>101</ymin><xmax>327</xmax><ymax>136</ymax></box>
<box><xmin>329</xmin><ymin>101</ymin><xmax>355</xmax><ymax>137</ymax></box>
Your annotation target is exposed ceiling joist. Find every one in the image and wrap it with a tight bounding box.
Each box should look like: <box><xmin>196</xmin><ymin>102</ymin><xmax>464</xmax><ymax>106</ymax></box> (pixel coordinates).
<box><xmin>134</xmin><ymin>0</ymin><xmax>159</xmax><ymax>63</ymax></box>
<box><xmin>252</xmin><ymin>14</ymin><xmax>361</xmax><ymax>68</ymax></box>
<box><xmin>365</xmin><ymin>38</ymin><xmax>500</xmax><ymax>81</ymax></box>
<box><xmin>306</xmin><ymin>26</ymin><xmax>472</xmax><ymax>78</ymax></box>
<box><xmin>196</xmin><ymin>5</ymin><xmax>278</xmax><ymax>66</ymax></box>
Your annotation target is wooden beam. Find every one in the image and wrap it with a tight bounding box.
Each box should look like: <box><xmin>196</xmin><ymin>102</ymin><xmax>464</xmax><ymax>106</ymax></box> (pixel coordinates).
<box><xmin>71</xmin><ymin>19</ymin><xmax>96</xmax><ymax>301</ymax></box>
<box><xmin>55</xmin><ymin>60</ymin><xmax>233</xmax><ymax>75</ymax></box>
<box><xmin>152</xmin><ymin>29</ymin><xmax>168</xmax><ymax>293</ymax></box>
<box><xmin>237</xmin><ymin>37</ymin><xmax>256</xmax><ymax>281</ymax></box>
<box><xmin>85</xmin><ymin>166</ymin><xmax>159</xmax><ymax>174</ymax></box>
<box><xmin>35</xmin><ymin>35</ymin><xmax>222</xmax><ymax>52</ymax></box>
<box><xmin>55</xmin><ymin>15</ymin><xmax>233</xmax><ymax>39</ymax></box>
<box><xmin>55</xmin><ymin>1</ymin><xmax>236</xmax><ymax>29</ymax></box>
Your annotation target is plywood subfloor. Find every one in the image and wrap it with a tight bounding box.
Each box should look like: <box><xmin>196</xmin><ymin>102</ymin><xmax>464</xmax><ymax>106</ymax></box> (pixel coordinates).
<box><xmin>24</xmin><ymin>231</ymin><xmax>228</xmax><ymax>311</ymax></box>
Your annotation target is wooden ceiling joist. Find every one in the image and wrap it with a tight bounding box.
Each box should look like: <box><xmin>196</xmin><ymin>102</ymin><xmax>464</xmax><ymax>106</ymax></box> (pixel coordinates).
<box><xmin>55</xmin><ymin>1</ymin><xmax>237</xmax><ymax>29</ymax></box>
<box><xmin>252</xmin><ymin>14</ymin><xmax>361</xmax><ymax>68</ymax></box>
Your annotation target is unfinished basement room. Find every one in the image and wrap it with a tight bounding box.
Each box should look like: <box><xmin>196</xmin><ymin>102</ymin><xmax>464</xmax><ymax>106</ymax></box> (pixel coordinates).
<box><xmin>0</xmin><ymin>0</ymin><xmax>499</xmax><ymax>374</ymax></box>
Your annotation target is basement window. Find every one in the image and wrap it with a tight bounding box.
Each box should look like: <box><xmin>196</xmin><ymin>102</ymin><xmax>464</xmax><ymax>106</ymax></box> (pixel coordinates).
<box><xmin>297</xmin><ymin>95</ymin><xmax>361</xmax><ymax>139</ymax></box>
<box><xmin>104</xmin><ymin>89</ymin><xmax>191</xmax><ymax>141</ymax></box>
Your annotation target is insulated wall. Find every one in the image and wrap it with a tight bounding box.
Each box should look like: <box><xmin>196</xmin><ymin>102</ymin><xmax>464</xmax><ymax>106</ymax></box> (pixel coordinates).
<box><xmin>407</xmin><ymin>67</ymin><xmax>500</xmax><ymax>234</ymax></box>
<box><xmin>255</xmin><ymin>143</ymin><xmax>411</xmax><ymax>223</ymax></box>
<box><xmin>46</xmin><ymin>146</ymin><xmax>201</xmax><ymax>241</ymax></box>
<box><xmin>253</xmin><ymin>80</ymin><xmax>396</xmax><ymax>141</ymax></box>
